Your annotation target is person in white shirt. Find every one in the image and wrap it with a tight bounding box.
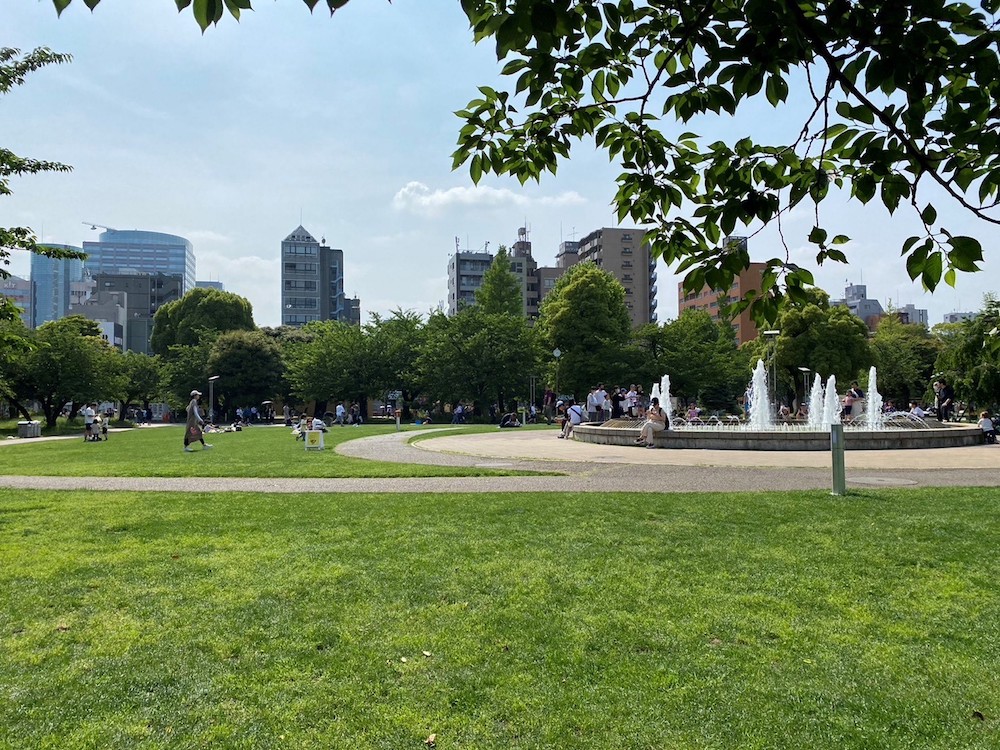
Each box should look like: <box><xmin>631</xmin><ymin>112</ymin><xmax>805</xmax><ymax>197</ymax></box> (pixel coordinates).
<box><xmin>558</xmin><ymin>400</ymin><xmax>585</xmax><ymax>439</ymax></box>
<box><xmin>909</xmin><ymin>402</ymin><xmax>926</xmax><ymax>419</ymax></box>
<box><xmin>82</xmin><ymin>403</ymin><xmax>96</xmax><ymax>442</ymax></box>
<box><xmin>977</xmin><ymin>411</ymin><xmax>996</xmax><ymax>443</ymax></box>
<box><xmin>335</xmin><ymin>402</ymin><xmax>346</xmax><ymax>426</ymax></box>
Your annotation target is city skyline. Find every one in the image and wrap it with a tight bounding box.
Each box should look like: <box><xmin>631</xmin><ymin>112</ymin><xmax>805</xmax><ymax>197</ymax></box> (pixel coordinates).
<box><xmin>4</xmin><ymin>1</ymin><xmax>995</xmax><ymax>329</ymax></box>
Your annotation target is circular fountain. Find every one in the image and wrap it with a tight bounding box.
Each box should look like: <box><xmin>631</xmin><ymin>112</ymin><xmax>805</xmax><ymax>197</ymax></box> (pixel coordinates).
<box><xmin>574</xmin><ymin>363</ymin><xmax>982</xmax><ymax>451</ymax></box>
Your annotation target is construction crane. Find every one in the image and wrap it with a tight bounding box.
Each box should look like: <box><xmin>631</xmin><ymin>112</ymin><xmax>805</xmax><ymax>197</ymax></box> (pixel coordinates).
<box><xmin>82</xmin><ymin>221</ymin><xmax>116</xmax><ymax>232</ymax></box>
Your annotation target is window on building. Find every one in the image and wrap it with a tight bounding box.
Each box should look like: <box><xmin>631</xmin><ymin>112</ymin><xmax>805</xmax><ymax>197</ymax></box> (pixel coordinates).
<box><xmin>621</xmin><ymin>246</ymin><xmax>633</xmax><ymax>254</ymax></box>
<box><xmin>622</xmin><ymin>260</ymin><xmax>632</xmax><ymax>268</ymax></box>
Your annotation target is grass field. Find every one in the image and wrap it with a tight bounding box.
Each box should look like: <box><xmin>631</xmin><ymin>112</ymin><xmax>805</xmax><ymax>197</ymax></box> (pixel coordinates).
<box><xmin>0</xmin><ymin>424</ymin><xmax>551</xmax><ymax>478</ymax></box>
<box><xmin>2</xmin><ymin>486</ymin><xmax>998</xmax><ymax>749</ymax></box>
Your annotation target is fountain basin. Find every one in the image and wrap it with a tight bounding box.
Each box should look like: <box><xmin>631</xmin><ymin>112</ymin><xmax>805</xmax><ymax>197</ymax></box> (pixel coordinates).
<box><xmin>574</xmin><ymin>420</ymin><xmax>982</xmax><ymax>451</ymax></box>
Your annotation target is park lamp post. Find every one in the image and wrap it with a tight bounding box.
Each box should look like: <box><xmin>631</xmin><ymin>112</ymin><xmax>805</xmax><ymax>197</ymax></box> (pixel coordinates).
<box><xmin>798</xmin><ymin>366</ymin><xmax>811</xmax><ymax>405</ymax></box>
<box><xmin>208</xmin><ymin>375</ymin><xmax>220</xmax><ymax>423</ymax></box>
<box><xmin>552</xmin><ymin>348</ymin><xmax>561</xmax><ymax>395</ymax></box>
<box><xmin>763</xmin><ymin>330</ymin><xmax>780</xmax><ymax>410</ymax></box>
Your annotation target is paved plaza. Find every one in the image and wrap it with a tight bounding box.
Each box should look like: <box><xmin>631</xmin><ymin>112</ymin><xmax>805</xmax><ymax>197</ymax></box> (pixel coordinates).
<box><xmin>0</xmin><ymin>426</ymin><xmax>998</xmax><ymax>493</ymax></box>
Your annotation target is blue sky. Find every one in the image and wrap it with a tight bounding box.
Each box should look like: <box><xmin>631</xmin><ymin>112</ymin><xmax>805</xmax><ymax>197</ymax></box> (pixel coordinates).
<box><xmin>4</xmin><ymin>0</ymin><xmax>995</xmax><ymax>327</ymax></box>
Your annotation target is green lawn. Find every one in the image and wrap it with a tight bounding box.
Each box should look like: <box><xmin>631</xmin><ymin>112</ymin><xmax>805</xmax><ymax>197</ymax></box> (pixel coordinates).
<box><xmin>2</xmin><ymin>487</ymin><xmax>998</xmax><ymax>748</ymax></box>
<box><xmin>0</xmin><ymin>424</ymin><xmax>551</xmax><ymax>478</ymax></box>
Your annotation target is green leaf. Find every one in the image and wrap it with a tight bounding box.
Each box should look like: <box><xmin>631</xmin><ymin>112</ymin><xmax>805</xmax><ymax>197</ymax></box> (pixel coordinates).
<box><xmin>922</xmin><ymin>251</ymin><xmax>943</xmax><ymax>291</ymax></box>
<box><xmin>808</xmin><ymin>226</ymin><xmax>827</xmax><ymax>245</ymax></box>
<box><xmin>193</xmin><ymin>0</ymin><xmax>224</xmax><ymax>31</ymax></box>
<box><xmin>944</xmin><ymin>268</ymin><xmax>957</xmax><ymax>288</ymax></box>
<box><xmin>948</xmin><ymin>236</ymin><xmax>983</xmax><ymax>271</ymax></box>
<box><xmin>53</xmin><ymin>0</ymin><xmax>72</xmax><ymax>14</ymax></box>
<box><xmin>920</xmin><ymin>203</ymin><xmax>937</xmax><ymax>226</ymax></box>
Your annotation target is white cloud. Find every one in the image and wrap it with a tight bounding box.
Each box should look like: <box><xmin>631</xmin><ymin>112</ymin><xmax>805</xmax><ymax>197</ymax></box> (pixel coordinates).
<box><xmin>182</xmin><ymin>230</ymin><xmax>234</xmax><ymax>247</ymax></box>
<box><xmin>392</xmin><ymin>181</ymin><xmax>587</xmax><ymax>216</ymax></box>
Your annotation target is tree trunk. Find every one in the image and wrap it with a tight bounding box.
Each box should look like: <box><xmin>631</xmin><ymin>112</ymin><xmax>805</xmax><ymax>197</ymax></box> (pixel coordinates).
<box><xmin>8</xmin><ymin>399</ymin><xmax>32</xmax><ymax>421</ymax></box>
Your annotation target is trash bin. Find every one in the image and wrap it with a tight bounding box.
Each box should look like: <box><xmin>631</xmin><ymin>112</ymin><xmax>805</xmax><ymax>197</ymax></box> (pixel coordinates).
<box><xmin>17</xmin><ymin>421</ymin><xmax>41</xmax><ymax>438</ymax></box>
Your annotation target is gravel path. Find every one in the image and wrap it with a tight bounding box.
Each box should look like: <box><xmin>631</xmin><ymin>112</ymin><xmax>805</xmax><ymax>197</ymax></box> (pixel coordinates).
<box><xmin>1</xmin><ymin>428</ymin><xmax>997</xmax><ymax>493</ymax></box>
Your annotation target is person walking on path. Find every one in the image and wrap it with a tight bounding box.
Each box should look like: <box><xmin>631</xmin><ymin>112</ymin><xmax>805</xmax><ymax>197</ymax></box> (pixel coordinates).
<box><xmin>184</xmin><ymin>390</ymin><xmax>213</xmax><ymax>453</ymax></box>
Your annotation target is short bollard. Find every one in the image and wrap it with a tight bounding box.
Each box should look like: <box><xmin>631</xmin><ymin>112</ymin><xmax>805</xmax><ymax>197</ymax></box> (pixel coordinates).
<box><xmin>830</xmin><ymin>423</ymin><xmax>847</xmax><ymax>496</ymax></box>
<box><xmin>395</xmin><ymin>409</ymin><xmax>401</xmax><ymax>432</ymax></box>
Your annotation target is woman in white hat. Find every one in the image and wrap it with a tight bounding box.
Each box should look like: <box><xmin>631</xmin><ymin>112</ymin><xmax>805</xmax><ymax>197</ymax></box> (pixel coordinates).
<box><xmin>184</xmin><ymin>390</ymin><xmax>213</xmax><ymax>452</ymax></box>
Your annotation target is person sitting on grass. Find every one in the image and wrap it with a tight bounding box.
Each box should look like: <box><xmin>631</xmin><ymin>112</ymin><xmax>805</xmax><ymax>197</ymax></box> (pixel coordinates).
<box><xmin>499</xmin><ymin>411</ymin><xmax>521</xmax><ymax>428</ymax></box>
<box><xmin>635</xmin><ymin>396</ymin><xmax>668</xmax><ymax>448</ymax></box>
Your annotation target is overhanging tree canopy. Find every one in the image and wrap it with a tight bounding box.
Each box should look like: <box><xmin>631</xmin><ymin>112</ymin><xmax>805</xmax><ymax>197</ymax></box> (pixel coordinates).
<box><xmin>49</xmin><ymin>0</ymin><xmax>1000</xmax><ymax>323</ymax></box>
<box><xmin>1</xmin><ymin>47</ymin><xmax>85</xmax><ymax>325</ymax></box>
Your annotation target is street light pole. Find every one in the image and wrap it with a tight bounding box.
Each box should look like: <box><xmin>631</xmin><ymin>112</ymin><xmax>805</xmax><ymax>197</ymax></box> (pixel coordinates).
<box><xmin>552</xmin><ymin>348</ymin><xmax>562</xmax><ymax>395</ymax></box>
<box><xmin>798</xmin><ymin>366</ymin><xmax>810</xmax><ymax>407</ymax></box>
<box><xmin>208</xmin><ymin>375</ymin><xmax>220</xmax><ymax>423</ymax></box>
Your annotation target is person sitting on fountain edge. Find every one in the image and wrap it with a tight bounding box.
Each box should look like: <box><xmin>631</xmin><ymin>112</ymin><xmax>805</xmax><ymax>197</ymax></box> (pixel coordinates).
<box><xmin>635</xmin><ymin>397</ymin><xmax>668</xmax><ymax>448</ymax></box>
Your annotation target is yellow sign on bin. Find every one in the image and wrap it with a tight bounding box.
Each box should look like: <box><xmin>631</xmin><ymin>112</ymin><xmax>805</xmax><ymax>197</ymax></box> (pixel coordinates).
<box><xmin>304</xmin><ymin>430</ymin><xmax>324</xmax><ymax>451</ymax></box>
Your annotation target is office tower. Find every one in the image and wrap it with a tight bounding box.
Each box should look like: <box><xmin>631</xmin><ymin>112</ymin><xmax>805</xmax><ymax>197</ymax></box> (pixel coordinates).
<box><xmin>280</xmin><ymin>226</ymin><xmax>351</xmax><ymax>327</ymax></box>
<box><xmin>1</xmin><ymin>274</ymin><xmax>33</xmax><ymax>327</ymax></box>
<box><xmin>70</xmin><ymin>291</ymin><xmax>127</xmax><ymax>350</ymax></box>
<box><xmin>92</xmin><ymin>273</ymin><xmax>183</xmax><ymax>354</ymax></box>
<box><xmin>833</xmin><ymin>282</ymin><xmax>885</xmax><ymax>331</ymax></box>
<box><xmin>577</xmin><ymin>227</ymin><xmax>657</xmax><ymax>327</ymax></box>
<box><xmin>196</xmin><ymin>280</ymin><xmax>225</xmax><ymax>291</ymax></box>
<box><xmin>83</xmin><ymin>229</ymin><xmax>195</xmax><ymax>294</ymax></box>
<box><xmin>944</xmin><ymin>311</ymin><xmax>976</xmax><ymax>324</ymax></box>
<box><xmin>895</xmin><ymin>303</ymin><xmax>929</xmax><ymax>327</ymax></box>
<box><xmin>30</xmin><ymin>247</ymin><xmax>85</xmax><ymax>328</ymax></box>
<box><xmin>447</xmin><ymin>244</ymin><xmax>494</xmax><ymax>316</ymax></box>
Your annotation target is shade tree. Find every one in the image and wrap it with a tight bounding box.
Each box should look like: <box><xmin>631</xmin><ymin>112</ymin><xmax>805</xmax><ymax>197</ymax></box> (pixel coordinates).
<box><xmin>416</xmin><ymin>307</ymin><xmax>540</xmax><ymax>414</ymax></box>
<box><xmin>536</xmin><ymin>261</ymin><xmax>632</xmax><ymax>398</ymax></box>
<box><xmin>151</xmin><ymin>288</ymin><xmax>255</xmax><ymax>356</ymax></box>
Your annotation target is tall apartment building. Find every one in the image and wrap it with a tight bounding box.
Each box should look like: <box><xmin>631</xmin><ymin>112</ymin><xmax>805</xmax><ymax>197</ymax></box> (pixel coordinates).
<box><xmin>91</xmin><ymin>273</ymin><xmax>183</xmax><ymax>354</ymax></box>
<box><xmin>509</xmin><ymin>227</ymin><xmax>541</xmax><ymax>319</ymax></box>
<box><xmin>677</xmin><ymin>240</ymin><xmax>763</xmax><ymax>345</ymax></box>
<box><xmin>447</xmin><ymin>247</ymin><xmax>494</xmax><ymax>315</ymax></box>
<box><xmin>575</xmin><ymin>227</ymin><xmax>657</xmax><ymax>327</ymax></box>
<box><xmin>345</xmin><ymin>296</ymin><xmax>362</xmax><ymax>326</ymax></box>
<box><xmin>83</xmin><ymin>229</ymin><xmax>195</xmax><ymax>294</ymax></box>
<box><xmin>1</xmin><ymin>274</ymin><xmax>33</xmax><ymax>327</ymax></box>
<box><xmin>448</xmin><ymin>229</ymin><xmax>657</xmax><ymax>327</ymax></box>
<box><xmin>30</xmin><ymin>248</ymin><xmax>85</xmax><ymax>328</ymax></box>
<box><xmin>280</xmin><ymin>225</ymin><xmax>355</xmax><ymax>327</ymax></box>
